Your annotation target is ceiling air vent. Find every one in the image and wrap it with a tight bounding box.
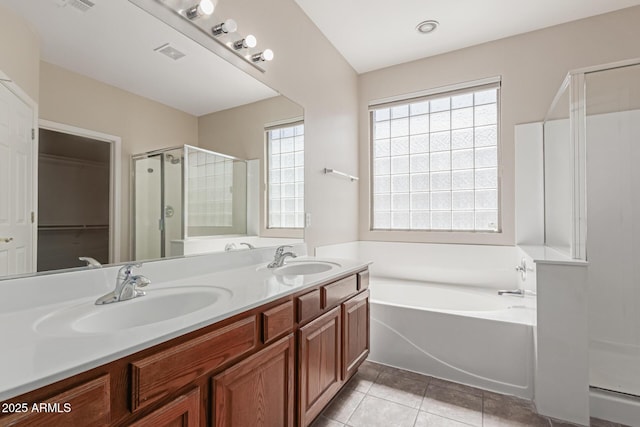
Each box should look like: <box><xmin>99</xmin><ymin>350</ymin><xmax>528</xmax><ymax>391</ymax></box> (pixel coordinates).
<box><xmin>154</xmin><ymin>43</ymin><xmax>186</xmax><ymax>61</ymax></box>
<box><xmin>55</xmin><ymin>0</ymin><xmax>95</xmax><ymax>12</ymax></box>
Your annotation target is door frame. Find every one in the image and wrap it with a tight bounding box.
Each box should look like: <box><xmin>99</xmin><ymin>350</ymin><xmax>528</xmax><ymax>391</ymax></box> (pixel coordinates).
<box><xmin>0</xmin><ymin>70</ymin><xmax>39</xmax><ymax>272</ymax></box>
<box><xmin>38</xmin><ymin>120</ymin><xmax>122</xmax><ymax>264</ymax></box>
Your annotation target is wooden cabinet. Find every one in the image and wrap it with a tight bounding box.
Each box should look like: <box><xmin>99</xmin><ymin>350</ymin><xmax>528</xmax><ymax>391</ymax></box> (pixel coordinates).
<box><xmin>297</xmin><ymin>287</ymin><xmax>371</xmax><ymax>427</ymax></box>
<box><xmin>0</xmin><ymin>375</ymin><xmax>110</xmax><ymax>427</ymax></box>
<box><xmin>130</xmin><ymin>316</ymin><xmax>257</xmax><ymax>412</ymax></box>
<box><xmin>212</xmin><ymin>334</ymin><xmax>295</xmax><ymax>427</ymax></box>
<box><xmin>129</xmin><ymin>388</ymin><xmax>200</xmax><ymax>427</ymax></box>
<box><xmin>298</xmin><ymin>306</ymin><xmax>342</xmax><ymax>427</ymax></box>
<box><xmin>342</xmin><ymin>290</ymin><xmax>370</xmax><ymax>380</ymax></box>
<box><xmin>1</xmin><ymin>268</ymin><xmax>369</xmax><ymax>427</ymax></box>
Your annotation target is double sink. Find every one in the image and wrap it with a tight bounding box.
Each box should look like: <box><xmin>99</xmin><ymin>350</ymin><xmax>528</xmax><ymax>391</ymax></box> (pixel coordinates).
<box><xmin>34</xmin><ymin>259</ymin><xmax>341</xmax><ymax>336</ymax></box>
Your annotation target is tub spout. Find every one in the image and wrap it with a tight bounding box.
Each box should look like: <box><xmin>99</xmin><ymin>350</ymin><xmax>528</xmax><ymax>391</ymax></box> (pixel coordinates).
<box><xmin>498</xmin><ymin>289</ymin><xmax>525</xmax><ymax>297</ymax></box>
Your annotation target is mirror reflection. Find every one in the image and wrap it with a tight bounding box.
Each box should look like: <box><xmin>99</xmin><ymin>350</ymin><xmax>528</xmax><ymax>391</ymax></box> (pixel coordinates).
<box><xmin>0</xmin><ymin>0</ymin><xmax>304</xmax><ymax>278</ymax></box>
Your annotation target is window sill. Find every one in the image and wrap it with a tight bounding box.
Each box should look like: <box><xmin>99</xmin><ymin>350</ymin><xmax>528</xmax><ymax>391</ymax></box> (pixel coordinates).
<box><xmin>361</xmin><ymin>229</ymin><xmax>514</xmax><ymax>246</ymax></box>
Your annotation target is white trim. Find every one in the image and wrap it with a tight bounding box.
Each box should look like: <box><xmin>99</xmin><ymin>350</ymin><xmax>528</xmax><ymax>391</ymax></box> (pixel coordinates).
<box><xmin>264</xmin><ymin>116</ymin><xmax>304</xmax><ymax>130</ymax></box>
<box><xmin>0</xmin><ymin>70</ymin><xmax>39</xmax><ymax>274</ymax></box>
<box><xmin>590</xmin><ymin>388</ymin><xmax>640</xmax><ymax>426</ymax></box>
<box><xmin>369</xmin><ymin>75</ymin><xmax>501</xmax><ymax>107</ymax></box>
<box><xmin>38</xmin><ymin>120</ymin><xmax>122</xmax><ymax>264</ymax></box>
<box><xmin>569</xmin><ymin>57</ymin><xmax>640</xmax><ymax>76</ymax></box>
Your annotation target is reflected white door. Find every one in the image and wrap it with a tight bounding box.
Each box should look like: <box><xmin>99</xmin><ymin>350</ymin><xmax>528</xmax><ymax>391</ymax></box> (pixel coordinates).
<box><xmin>0</xmin><ymin>83</ymin><xmax>34</xmax><ymax>277</ymax></box>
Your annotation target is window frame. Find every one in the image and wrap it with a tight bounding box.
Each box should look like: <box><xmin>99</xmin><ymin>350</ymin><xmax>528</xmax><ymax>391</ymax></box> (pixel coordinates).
<box><xmin>265</xmin><ymin>119</ymin><xmax>305</xmax><ymax>231</ymax></box>
<box><xmin>368</xmin><ymin>79</ymin><xmax>503</xmax><ymax>236</ymax></box>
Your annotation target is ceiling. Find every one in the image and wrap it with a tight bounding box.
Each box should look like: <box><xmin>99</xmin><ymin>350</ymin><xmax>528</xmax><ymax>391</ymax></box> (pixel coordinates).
<box><xmin>295</xmin><ymin>0</ymin><xmax>640</xmax><ymax>74</ymax></box>
<box><xmin>1</xmin><ymin>0</ymin><xmax>277</xmax><ymax>116</ymax></box>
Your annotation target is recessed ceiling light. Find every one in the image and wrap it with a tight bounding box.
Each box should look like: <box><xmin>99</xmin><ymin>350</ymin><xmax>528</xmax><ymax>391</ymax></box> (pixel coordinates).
<box><xmin>416</xmin><ymin>20</ymin><xmax>439</xmax><ymax>34</ymax></box>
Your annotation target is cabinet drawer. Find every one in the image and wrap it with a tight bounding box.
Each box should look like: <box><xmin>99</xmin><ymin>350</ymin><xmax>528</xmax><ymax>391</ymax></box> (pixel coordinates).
<box><xmin>357</xmin><ymin>270</ymin><xmax>369</xmax><ymax>291</ymax></box>
<box><xmin>130</xmin><ymin>316</ymin><xmax>257</xmax><ymax>412</ymax></box>
<box><xmin>297</xmin><ymin>289</ymin><xmax>321</xmax><ymax>323</ymax></box>
<box><xmin>322</xmin><ymin>275</ymin><xmax>357</xmax><ymax>308</ymax></box>
<box><xmin>262</xmin><ymin>301</ymin><xmax>294</xmax><ymax>344</ymax></box>
<box><xmin>130</xmin><ymin>387</ymin><xmax>200</xmax><ymax>427</ymax></box>
<box><xmin>1</xmin><ymin>375</ymin><xmax>110</xmax><ymax>427</ymax></box>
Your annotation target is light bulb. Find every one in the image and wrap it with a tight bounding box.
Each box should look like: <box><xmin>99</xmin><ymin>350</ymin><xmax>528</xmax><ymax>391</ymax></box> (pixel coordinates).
<box><xmin>212</xmin><ymin>18</ymin><xmax>238</xmax><ymax>36</ymax></box>
<box><xmin>244</xmin><ymin>34</ymin><xmax>257</xmax><ymax>48</ymax></box>
<box><xmin>262</xmin><ymin>49</ymin><xmax>274</xmax><ymax>61</ymax></box>
<box><xmin>199</xmin><ymin>0</ymin><xmax>214</xmax><ymax>15</ymax></box>
<box><xmin>185</xmin><ymin>0</ymin><xmax>214</xmax><ymax>19</ymax></box>
<box><xmin>233</xmin><ymin>34</ymin><xmax>257</xmax><ymax>50</ymax></box>
<box><xmin>251</xmin><ymin>49</ymin><xmax>274</xmax><ymax>62</ymax></box>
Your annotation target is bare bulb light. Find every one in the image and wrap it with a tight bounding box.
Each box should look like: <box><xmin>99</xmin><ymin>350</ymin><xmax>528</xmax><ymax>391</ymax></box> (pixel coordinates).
<box><xmin>185</xmin><ymin>0</ymin><xmax>214</xmax><ymax>20</ymax></box>
<box><xmin>251</xmin><ymin>49</ymin><xmax>274</xmax><ymax>62</ymax></box>
<box><xmin>212</xmin><ymin>18</ymin><xmax>238</xmax><ymax>36</ymax></box>
<box><xmin>233</xmin><ymin>34</ymin><xmax>257</xmax><ymax>50</ymax></box>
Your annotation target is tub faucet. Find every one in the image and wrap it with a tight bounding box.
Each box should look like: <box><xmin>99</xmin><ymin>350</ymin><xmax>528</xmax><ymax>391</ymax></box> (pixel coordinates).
<box><xmin>268</xmin><ymin>245</ymin><xmax>296</xmax><ymax>268</ymax></box>
<box><xmin>239</xmin><ymin>242</ymin><xmax>256</xmax><ymax>249</ymax></box>
<box><xmin>79</xmin><ymin>256</ymin><xmax>102</xmax><ymax>268</ymax></box>
<box><xmin>498</xmin><ymin>289</ymin><xmax>525</xmax><ymax>297</ymax></box>
<box><xmin>95</xmin><ymin>263</ymin><xmax>151</xmax><ymax>305</ymax></box>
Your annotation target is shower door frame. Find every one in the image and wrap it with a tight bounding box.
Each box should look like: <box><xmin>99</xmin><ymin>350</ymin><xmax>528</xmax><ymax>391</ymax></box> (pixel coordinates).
<box><xmin>131</xmin><ymin>145</ymin><xmax>183</xmax><ymax>260</ymax></box>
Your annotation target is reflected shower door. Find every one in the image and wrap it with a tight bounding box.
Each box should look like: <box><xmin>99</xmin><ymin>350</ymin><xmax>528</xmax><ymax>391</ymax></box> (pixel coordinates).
<box><xmin>134</xmin><ymin>155</ymin><xmax>162</xmax><ymax>260</ymax></box>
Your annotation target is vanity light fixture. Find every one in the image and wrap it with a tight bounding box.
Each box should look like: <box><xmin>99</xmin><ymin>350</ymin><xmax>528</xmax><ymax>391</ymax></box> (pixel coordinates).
<box><xmin>211</xmin><ymin>18</ymin><xmax>237</xmax><ymax>36</ymax></box>
<box><xmin>185</xmin><ymin>0</ymin><xmax>214</xmax><ymax>20</ymax></box>
<box><xmin>129</xmin><ymin>0</ymin><xmax>274</xmax><ymax>71</ymax></box>
<box><xmin>251</xmin><ymin>49</ymin><xmax>274</xmax><ymax>62</ymax></box>
<box><xmin>416</xmin><ymin>20</ymin><xmax>439</xmax><ymax>34</ymax></box>
<box><xmin>233</xmin><ymin>34</ymin><xmax>257</xmax><ymax>50</ymax></box>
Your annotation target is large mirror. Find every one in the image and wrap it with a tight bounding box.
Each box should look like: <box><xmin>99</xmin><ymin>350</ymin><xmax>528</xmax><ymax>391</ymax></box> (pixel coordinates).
<box><xmin>0</xmin><ymin>0</ymin><xmax>304</xmax><ymax>278</ymax></box>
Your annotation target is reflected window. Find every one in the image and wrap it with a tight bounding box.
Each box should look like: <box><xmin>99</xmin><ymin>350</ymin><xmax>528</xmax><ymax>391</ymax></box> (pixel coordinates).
<box><xmin>267</xmin><ymin>122</ymin><xmax>304</xmax><ymax>229</ymax></box>
<box><xmin>370</xmin><ymin>82</ymin><xmax>501</xmax><ymax>232</ymax></box>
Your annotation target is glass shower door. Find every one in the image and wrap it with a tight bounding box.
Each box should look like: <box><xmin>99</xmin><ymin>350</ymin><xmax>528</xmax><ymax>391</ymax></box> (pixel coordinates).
<box><xmin>585</xmin><ymin>63</ymin><xmax>640</xmax><ymax>397</ymax></box>
<box><xmin>133</xmin><ymin>154</ymin><xmax>163</xmax><ymax>260</ymax></box>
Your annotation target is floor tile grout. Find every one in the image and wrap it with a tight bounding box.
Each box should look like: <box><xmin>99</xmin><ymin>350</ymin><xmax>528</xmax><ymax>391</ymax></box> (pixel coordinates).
<box><xmin>322</xmin><ymin>361</ymin><xmax>594</xmax><ymax>427</ymax></box>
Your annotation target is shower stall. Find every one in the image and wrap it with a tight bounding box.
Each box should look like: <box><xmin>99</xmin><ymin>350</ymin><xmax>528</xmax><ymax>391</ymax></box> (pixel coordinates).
<box><xmin>544</xmin><ymin>59</ymin><xmax>640</xmax><ymax>401</ymax></box>
<box><xmin>132</xmin><ymin>145</ymin><xmax>247</xmax><ymax>261</ymax></box>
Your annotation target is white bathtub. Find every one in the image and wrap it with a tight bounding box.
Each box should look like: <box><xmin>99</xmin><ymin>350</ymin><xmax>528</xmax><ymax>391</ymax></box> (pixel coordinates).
<box><xmin>369</xmin><ymin>277</ymin><xmax>536</xmax><ymax>399</ymax></box>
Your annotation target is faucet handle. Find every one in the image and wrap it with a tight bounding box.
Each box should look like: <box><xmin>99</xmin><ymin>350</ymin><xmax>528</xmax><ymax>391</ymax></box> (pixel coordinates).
<box><xmin>132</xmin><ymin>275</ymin><xmax>151</xmax><ymax>288</ymax></box>
<box><xmin>118</xmin><ymin>263</ymin><xmax>142</xmax><ymax>277</ymax></box>
<box><xmin>275</xmin><ymin>245</ymin><xmax>293</xmax><ymax>255</ymax></box>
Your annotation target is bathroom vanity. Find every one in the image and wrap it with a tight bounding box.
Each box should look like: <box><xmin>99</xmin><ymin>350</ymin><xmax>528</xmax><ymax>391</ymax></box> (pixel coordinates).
<box><xmin>0</xmin><ymin>254</ymin><xmax>369</xmax><ymax>427</ymax></box>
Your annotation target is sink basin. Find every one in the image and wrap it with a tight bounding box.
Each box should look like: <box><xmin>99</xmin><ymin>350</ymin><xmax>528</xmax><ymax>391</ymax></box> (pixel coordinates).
<box><xmin>35</xmin><ymin>286</ymin><xmax>232</xmax><ymax>336</ymax></box>
<box><xmin>273</xmin><ymin>261</ymin><xmax>341</xmax><ymax>276</ymax></box>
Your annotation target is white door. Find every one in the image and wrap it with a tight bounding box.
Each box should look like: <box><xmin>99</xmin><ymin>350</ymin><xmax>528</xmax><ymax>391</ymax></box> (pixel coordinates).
<box><xmin>0</xmin><ymin>82</ymin><xmax>34</xmax><ymax>277</ymax></box>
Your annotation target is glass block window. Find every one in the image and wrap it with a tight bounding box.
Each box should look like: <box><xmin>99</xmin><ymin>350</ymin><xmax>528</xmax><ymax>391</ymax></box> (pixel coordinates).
<box><xmin>267</xmin><ymin>122</ymin><xmax>304</xmax><ymax>228</ymax></box>
<box><xmin>187</xmin><ymin>148</ymin><xmax>234</xmax><ymax>227</ymax></box>
<box><xmin>371</xmin><ymin>84</ymin><xmax>500</xmax><ymax>231</ymax></box>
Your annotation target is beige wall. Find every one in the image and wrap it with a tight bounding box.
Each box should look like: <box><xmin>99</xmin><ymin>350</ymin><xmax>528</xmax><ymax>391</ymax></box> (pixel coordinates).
<box><xmin>39</xmin><ymin>61</ymin><xmax>199</xmax><ymax>261</ymax></box>
<box><xmin>218</xmin><ymin>0</ymin><xmax>360</xmax><ymax>252</ymax></box>
<box><xmin>358</xmin><ymin>5</ymin><xmax>640</xmax><ymax>246</ymax></box>
<box><xmin>0</xmin><ymin>4</ymin><xmax>40</xmax><ymax>102</ymax></box>
<box><xmin>198</xmin><ymin>96</ymin><xmax>303</xmax><ymax>238</ymax></box>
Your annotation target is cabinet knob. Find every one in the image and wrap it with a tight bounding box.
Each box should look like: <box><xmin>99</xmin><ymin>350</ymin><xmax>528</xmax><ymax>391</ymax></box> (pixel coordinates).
<box><xmin>1</xmin><ymin>237</ymin><xmax>13</xmax><ymax>243</ymax></box>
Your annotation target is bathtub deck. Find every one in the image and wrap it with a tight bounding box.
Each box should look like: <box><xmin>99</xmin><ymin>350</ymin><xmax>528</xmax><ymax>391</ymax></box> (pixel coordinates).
<box><xmin>313</xmin><ymin>360</ymin><xmax>628</xmax><ymax>427</ymax></box>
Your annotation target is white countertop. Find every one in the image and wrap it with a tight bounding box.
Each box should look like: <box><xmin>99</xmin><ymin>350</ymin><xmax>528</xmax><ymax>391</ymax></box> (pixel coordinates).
<box><xmin>0</xmin><ymin>254</ymin><xmax>368</xmax><ymax>401</ymax></box>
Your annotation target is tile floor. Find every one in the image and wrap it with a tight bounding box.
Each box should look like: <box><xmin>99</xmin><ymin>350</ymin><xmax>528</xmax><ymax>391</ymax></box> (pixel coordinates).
<box><xmin>312</xmin><ymin>360</ymin><xmax>628</xmax><ymax>427</ymax></box>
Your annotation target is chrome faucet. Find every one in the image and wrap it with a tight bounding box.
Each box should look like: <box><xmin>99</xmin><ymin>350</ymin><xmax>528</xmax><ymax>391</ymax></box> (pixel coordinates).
<box><xmin>79</xmin><ymin>256</ymin><xmax>102</xmax><ymax>268</ymax></box>
<box><xmin>95</xmin><ymin>263</ymin><xmax>151</xmax><ymax>305</ymax></box>
<box><xmin>239</xmin><ymin>242</ymin><xmax>256</xmax><ymax>249</ymax></box>
<box><xmin>267</xmin><ymin>245</ymin><xmax>297</xmax><ymax>268</ymax></box>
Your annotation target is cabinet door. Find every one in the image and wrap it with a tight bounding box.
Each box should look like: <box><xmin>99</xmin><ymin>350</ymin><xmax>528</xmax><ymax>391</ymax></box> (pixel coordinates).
<box><xmin>129</xmin><ymin>388</ymin><xmax>200</xmax><ymax>427</ymax></box>
<box><xmin>298</xmin><ymin>306</ymin><xmax>342</xmax><ymax>427</ymax></box>
<box><xmin>342</xmin><ymin>290</ymin><xmax>370</xmax><ymax>380</ymax></box>
<box><xmin>212</xmin><ymin>334</ymin><xmax>295</xmax><ymax>427</ymax></box>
